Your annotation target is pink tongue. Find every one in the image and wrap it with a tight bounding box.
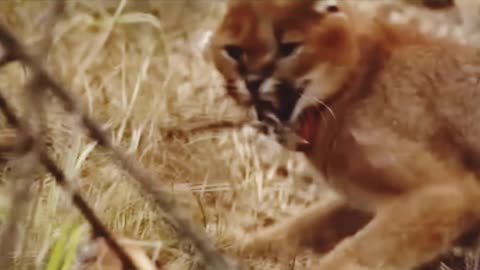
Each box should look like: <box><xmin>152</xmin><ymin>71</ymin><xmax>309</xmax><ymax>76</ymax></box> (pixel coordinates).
<box><xmin>296</xmin><ymin>107</ymin><xmax>317</xmax><ymax>152</ymax></box>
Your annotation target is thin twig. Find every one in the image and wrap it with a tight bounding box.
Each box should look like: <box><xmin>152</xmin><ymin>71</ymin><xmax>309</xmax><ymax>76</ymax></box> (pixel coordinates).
<box><xmin>0</xmin><ymin>137</ymin><xmax>32</xmax><ymax>154</ymax></box>
<box><xmin>0</xmin><ymin>22</ymin><xmax>241</xmax><ymax>270</ymax></box>
<box><xmin>164</xmin><ymin>119</ymin><xmax>253</xmax><ymax>139</ymax></box>
<box><xmin>0</xmin><ymin>54</ymin><xmax>15</xmax><ymax>67</ymax></box>
<box><xmin>0</xmin><ymin>2</ymin><xmax>68</xmax><ymax>266</ymax></box>
<box><xmin>20</xmin><ymin>0</ymin><xmax>66</xmax><ymax>256</ymax></box>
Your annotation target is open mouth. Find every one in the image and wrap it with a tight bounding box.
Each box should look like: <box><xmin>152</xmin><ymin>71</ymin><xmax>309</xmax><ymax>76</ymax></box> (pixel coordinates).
<box><xmin>275</xmin><ymin>81</ymin><xmax>304</xmax><ymax>122</ymax></box>
<box><xmin>254</xmin><ymin>103</ymin><xmax>320</xmax><ymax>152</ymax></box>
<box><xmin>294</xmin><ymin>105</ymin><xmax>321</xmax><ymax>152</ymax></box>
<box><xmin>252</xmin><ymin>80</ymin><xmax>303</xmax><ymax>121</ymax></box>
<box><xmin>228</xmin><ymin>76</ymin><xmax>325</xmax><ymax>152</ymax></box>
<box><xmin>251</xmin><ymin>80</ymin><xmax>324</xmax><ymax>152</ymax></box>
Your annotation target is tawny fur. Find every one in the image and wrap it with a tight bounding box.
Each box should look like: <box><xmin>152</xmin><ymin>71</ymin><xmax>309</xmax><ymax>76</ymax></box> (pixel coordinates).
<box><xmin>209</xmin><ymin>0</ymin><xmax>480</xmax><ymax>269</ymax></box>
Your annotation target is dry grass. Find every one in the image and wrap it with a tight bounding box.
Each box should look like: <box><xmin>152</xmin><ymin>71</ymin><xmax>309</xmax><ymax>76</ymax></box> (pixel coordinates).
<box><xmin>0</xmin><ymin>1</ymin><xmax>323</xmax><ymax>269</ymax></box>
<box><xmin>0</xmin><ymin>1</ymin><xmax>478</xmax><ymax>270</ymax></box>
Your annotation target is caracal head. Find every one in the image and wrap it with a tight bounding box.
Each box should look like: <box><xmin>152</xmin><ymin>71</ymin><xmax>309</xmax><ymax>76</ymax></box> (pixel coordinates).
<box><xmin>208</xmin><ymin>0</ymin><xmax>359</xmax><ymax>126</ymax></box>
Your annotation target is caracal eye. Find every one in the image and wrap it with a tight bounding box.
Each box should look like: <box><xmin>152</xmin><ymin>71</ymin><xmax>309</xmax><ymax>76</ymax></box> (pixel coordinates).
<box><xmin>278</xmin><ymin>42</ymin><xmax>302</xmax><ymax>58</ymax></box>
<box><xmin>223</xmin><ymin>45</ymin><xmax>244</xmax><ymax>61</ymax></box>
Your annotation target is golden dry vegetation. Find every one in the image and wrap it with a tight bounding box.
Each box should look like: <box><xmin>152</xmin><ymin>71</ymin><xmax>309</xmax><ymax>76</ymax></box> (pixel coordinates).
<box><xmin>0</xmin><ymin>1</ymin><xmax>478</xmax><ymax>270</ymax></box>
<box><xmin>0</xmin><ymin>1</ymin><xmax>322</xmax><ymax>269</ymax></box>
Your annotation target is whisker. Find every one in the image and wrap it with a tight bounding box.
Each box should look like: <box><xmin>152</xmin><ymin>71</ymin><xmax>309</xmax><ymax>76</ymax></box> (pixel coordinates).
<box><xmin>302</xmin><ymin>93</ymin><xmax>337</xmax><ymax>120</ymax></box>
<box><xmin>317</xmin><ymin>99</ymin><xmax>337</xmax><ymax>120</ymax></box>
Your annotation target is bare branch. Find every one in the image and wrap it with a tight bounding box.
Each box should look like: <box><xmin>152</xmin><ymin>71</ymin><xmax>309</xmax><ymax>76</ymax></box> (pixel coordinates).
<box><xmin>23</xmin><ymin>0</ymin><xmax>65</xmax><ymax>229</ymax></box>
<box><xmin>164</xmin><ymin>119</ymin><xmax>252</xmax><ymax>139</ymax></box>
<box><xmin>0</xmin><ymin>137</ymin><xmax>33</xmax><ymax>155</ymax></box>
<box><xmin>0</xmin><ymin>54</ymin><xmax>15</xmax><ymax>67</ymax></box>
<box><xmin>0</xmin><ymin>2</ymin><xmax>68</xmax><ymax>267</ymax></box>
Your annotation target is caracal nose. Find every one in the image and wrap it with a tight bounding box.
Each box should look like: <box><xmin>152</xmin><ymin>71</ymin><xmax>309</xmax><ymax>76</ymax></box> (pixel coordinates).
<box><xmin>245</xmin><ymin>74</ymin><xmax>264</xmax><ymax>95</ymax></box>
